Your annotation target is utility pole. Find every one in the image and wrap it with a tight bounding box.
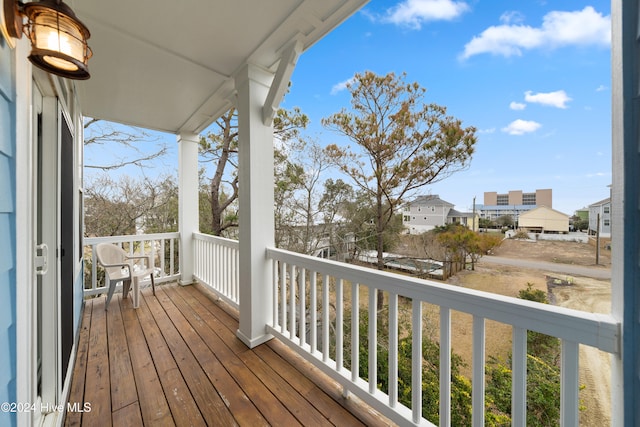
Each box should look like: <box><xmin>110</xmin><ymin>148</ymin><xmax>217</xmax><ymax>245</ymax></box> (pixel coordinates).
<box><xmin>595</xmin><ymin>212</ymin><xmax>600</xmax><ymax>265</ymax></box>
<box><xmin>472</xmin><ymin>196</ymin><xmax>476</xmax><ymax>232</ymax></box>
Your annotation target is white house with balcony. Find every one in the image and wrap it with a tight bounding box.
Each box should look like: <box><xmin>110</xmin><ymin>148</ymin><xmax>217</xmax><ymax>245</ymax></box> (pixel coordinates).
<box><xmin>1</xmin><ymin>1</ymin><xmax>638</xmax><ymax>426</ymax></box>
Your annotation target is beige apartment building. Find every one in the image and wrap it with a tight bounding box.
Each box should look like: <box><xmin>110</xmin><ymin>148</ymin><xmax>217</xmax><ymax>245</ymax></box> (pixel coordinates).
<box><xmin>483</xmin><ymin>189</ymin><xmax>552</xmax><ymax>207</ymax></box>
<box><xmin>479</xmin><ymin>189</ymin><xmax>553</xmax><ymax>223</ymax></box>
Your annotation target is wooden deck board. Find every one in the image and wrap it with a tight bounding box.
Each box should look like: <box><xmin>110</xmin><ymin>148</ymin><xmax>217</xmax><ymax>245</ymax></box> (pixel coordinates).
<box><xmin>106</xmin><ymin>296</ymin><xmax>137</xmax><ymax>411</ymax></box>
<box><xmin>65</xmin><ymin>294</ymin><xmax>92</xmax><ymax>427</ymax></box>
<box><xmin>64</xmin><ymin>283</ymin><xmax>393</xmax><ymax>426</ymax></box>
<box><xmin>82</xmin><ymin>297</ymin><xmax>112</xmax><ymax>427</ymax></box>
<box><xmin>118</xmin><ymin>293</ymin><xmax>173</xmax><ymax>426</ymax></box>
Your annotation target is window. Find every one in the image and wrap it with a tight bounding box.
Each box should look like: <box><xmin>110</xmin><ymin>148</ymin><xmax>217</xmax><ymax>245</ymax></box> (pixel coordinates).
<box><xmin>604</xmin><ymin>206</ymin><xmax>610</xmax><ymax>214</ymax></box>
<box><xmin>431</xmin><ymin>206</ymin><xmax>435</xmax><ymax>212</ymax></box>
<box><xmin>403</xmin><ymin>215</ymin><xmax>410</xmax><ymax>222</ymax></box>
<box><xmin>522</xmin><ymin>193</ymin><xmax>536</xmax><ymax>205</ymax></box>
<box><xmin>604</xmin><ymin>219</ymin><xmax>610</xmax><ymax>227</ymax></box>
<box><xmin>497</xmin><ymin>194</ymin><xmax>508</xmax><ymax>205</ymax></box>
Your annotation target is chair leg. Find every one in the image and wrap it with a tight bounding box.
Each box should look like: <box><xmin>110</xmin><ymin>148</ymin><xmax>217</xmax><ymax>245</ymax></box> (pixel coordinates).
<box><xmin>105</xmin><ymin>279</ymin><xmax>118</xmax><ymax>311</ymax></box>
<box><xmin>122</xmin><ymin>279</ymin><xmax>131</xmax><ymax>299</ymax></box>
<box><xmin>151</xmin><ymin>274</ymin><xmax>155</xmax><ymax>296</ymax></box>
<box><xmin>132</xmin><ymin>277</ymin><xmax>140</xmax><ymax>309</ymax></box>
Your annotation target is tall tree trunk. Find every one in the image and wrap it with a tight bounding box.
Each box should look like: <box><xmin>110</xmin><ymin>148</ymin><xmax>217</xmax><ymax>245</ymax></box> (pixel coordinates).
<box><xmin>209</xmin><ymin>110</ymin><xmax>236</xmax><ymax>236</ymax></box>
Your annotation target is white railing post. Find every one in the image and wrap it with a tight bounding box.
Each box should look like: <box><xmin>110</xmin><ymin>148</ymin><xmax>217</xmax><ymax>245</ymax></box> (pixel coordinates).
<box><xmin>351</xmin><ymin>282</ymin><xmax>359</xmax><ymax>382</ymax></box>
<box><xmin>560</xmin><ymin>340</ymin><xmax>579</xmax><ymax>426</ymax></box>
<box><xmin>440</xmin><ymin>306</ymin><xmax>452</xmax><ymax>426</ymax></box>
<box><xmin>472</xmin><ymin>316</ymin><xmax>486</xmax><ymax>427</ymax></box>
<box><xmin>178</xmin><ymin>131</ymin><xmax>199</xmax><ymax>286</ymax></box>
<box><xmin>511</xmin><ymin>327</ymin><xmax>527</xmax><ymax>427</ymax></box>
<box><xmin>368</xmin><ymin>289</ymin><xmax>377</xmax><ymax>395</ymax></box>
<box><xmin>411</xmin><ymin>299</ymin><xmax>422</xmax><ymax>424</ymax></box>
<box><xmin>389</xmin><ymin>293</ymin><xmax>398</xmax><ymax>408</ymax></box>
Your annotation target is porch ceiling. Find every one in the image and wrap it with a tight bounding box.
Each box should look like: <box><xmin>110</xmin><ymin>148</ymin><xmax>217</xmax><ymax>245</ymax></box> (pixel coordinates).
<box><xmin>73</xmin><ymin>0</ymin><xmax>367</xmax><ymax>134</ymax></box>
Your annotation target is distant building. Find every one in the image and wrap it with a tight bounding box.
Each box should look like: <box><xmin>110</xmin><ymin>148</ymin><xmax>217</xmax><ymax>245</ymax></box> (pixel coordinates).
<box><xmin>518</xmin><ymin>206</ymin><xmax>569</xmax><ymax>233</ymax></box>
<box><xmin>403</xmin><ymin>195</ymin><xmax>453</xmax><ymax>234</ymax></box>
<box><xmin>589</xmin><ymin>197</ymin><xmax>611</xmax><ymax>237</ymax></box>
<box><xmin>574</xmin><ymin>208</ymin><xmax>589</xmax><ymax>221</ymax></box>
<box><xmin>447</xmin><ymin>209</ymin><xmax>480</xmax><ymax>231</ymax></box>
<box><xmin>402</xmin><ymin>195</ymin><xmax>478</xmax><ymax>234</ymax></box>
<box><xmin>478</xmin><ymin>189</ymin><xmax>553</xmax><ymax>224</ymax></box>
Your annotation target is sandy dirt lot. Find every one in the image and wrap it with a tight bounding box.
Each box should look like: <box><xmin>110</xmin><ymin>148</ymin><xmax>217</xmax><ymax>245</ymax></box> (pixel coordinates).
<box><xmin>398</xmin><ymin>235</ymin><xmax>612</xmax><ymax>425</ymax></box>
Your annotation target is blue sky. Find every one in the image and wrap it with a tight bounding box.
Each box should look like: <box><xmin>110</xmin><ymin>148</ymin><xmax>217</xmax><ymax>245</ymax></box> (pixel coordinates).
<box><xmin>281</xmin><ymin>0</ymin><xmax>612</xmax><ymax>215</ymax></box>
<box><xmin>85</xmin><ymin>0</ymin><xmax>612</xmax><ymax>216</ymax></box>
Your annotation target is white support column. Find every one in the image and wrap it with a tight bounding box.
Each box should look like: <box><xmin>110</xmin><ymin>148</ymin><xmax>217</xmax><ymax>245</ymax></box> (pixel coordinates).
<box><xmin>178</xmin><ymin>132</ymin><xmax>199</xmax><ymax>286</ymax></box>
<box><xmin>612</xmin><ymin>1</ymin><xmax>640</xmax><ymax>425</ymax></box>
<box><xmin>235</xmin><ymin>64</ymin><xmax>275</xmax><ymax>348</ymax></box>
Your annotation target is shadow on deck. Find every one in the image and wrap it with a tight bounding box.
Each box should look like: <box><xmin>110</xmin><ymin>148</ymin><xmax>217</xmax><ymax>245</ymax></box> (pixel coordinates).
<box><xmin>64</xmin><ymin>282</ymin><xmax>393</xmax><ymax>426</ymax></box>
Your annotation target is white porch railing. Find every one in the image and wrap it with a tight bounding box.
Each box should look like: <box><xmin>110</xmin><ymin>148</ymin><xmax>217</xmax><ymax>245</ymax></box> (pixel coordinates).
<box><xmin>265</xmin><ymin>247</ymin><xmax>619</xmax><ymax>427</ymax></box>
<box><xmin>193</xmin><ymin>232</ymin><xmax>239</xmax><ymax>309</ymax></box>
<box><xmin>83</xmin><ymin>232</ymin><xmax>180</xmax><ymax>296</ymax></box>
<box><xmin>94</xmin><ymin>232</ymin><xmax>619</xmax><ymax>426</ymax></box>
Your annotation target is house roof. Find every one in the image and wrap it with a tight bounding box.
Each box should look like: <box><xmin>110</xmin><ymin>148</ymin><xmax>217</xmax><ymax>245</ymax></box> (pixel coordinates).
<box><xmin>518</xmin><ymin>205</ymin><xmax>569</xmax><ymax>219</ymax></box>
<box><xmin>74</xmin><ymin>0</ymin><xmax>368</xmax><ymax>134</ymax></box>
<box><xmin>589</xmin><ymin>197</ymin><xmax>611</xmax><ymax>207</ymax></box>
<box><xmin>447</xmin><ymin>209</ymin><xmax>475</xmax><ymax>218</ymax></box>
<box><xmin>409</xmin><ymin>195</ymin><xmax>454</xmax><ymax>207</ymax></box>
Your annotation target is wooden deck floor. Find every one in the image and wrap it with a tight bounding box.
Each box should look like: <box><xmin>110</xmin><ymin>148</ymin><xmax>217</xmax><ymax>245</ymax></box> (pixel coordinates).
<box><xmin>64</xmin><ymin>282</ymin><xmax>393</xmax><ymax>426</ymax></box>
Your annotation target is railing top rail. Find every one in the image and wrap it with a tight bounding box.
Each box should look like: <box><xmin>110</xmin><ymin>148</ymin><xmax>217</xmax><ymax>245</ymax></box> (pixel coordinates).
<box><xmin>85</xmin><ymin>232</ymin><xmax>180</xmax><ymax>245</ymax></box>
<box><xmin>193</xmin><ymin>232</ymin><xmax>239</xmax><ymax>247</ymax></box>
<box><xmin>266</xmin><ymin>247</ymin><xmax>619</xmax><ymax>354</ymax></box>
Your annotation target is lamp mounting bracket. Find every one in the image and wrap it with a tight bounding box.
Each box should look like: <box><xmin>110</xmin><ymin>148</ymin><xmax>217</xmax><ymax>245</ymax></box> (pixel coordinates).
<box><xmin>3</xmin><ymin>0</ymin><xmax>24</xmax><ymax>39</ymax></box>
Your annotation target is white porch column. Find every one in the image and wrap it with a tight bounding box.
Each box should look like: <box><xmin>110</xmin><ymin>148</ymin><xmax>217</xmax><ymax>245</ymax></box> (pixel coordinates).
<box><xmin>178</xmin><ymin>132</ymin><xmax>199</xmax><ymax>286</ymax></box>
<box><xmin>235</xmin><ymin>64</ymin><xmax>275</xmax><ymax>348</ymax></box>
<box><xmin>612</xmin><ymin>1</ymin><xmax>639</xmax><ymax>425</ymax></box>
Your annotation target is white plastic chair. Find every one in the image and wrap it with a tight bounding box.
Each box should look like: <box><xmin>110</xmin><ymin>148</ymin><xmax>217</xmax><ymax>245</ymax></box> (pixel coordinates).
<box><xmin>95</xmin><ymin>243</ymin><xmax>156</xmax><ymax>310</ymax></box>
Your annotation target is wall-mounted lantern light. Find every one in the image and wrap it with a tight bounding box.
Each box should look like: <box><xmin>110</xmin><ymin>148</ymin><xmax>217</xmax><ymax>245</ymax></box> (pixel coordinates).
<box><xmin>2</xmin><ymin>0</ymin><xmax>92</xmax><ymax>79</ymax></box>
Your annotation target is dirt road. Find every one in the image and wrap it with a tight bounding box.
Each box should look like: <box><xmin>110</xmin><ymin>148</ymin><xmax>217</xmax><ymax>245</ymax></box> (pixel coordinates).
<box><xmin>479</xmin><ymin>255</ymin><xmax>611</xmax><ymax>279</ymax></box>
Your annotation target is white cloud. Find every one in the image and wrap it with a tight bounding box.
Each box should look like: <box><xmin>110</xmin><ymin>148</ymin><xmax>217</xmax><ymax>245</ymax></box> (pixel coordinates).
<box><xmin>502</xmin><ymin>119</ymin><xmax>541</xmax><ymax>135</ymax></box>
<box><xmin>478</xmin><ymin>127</ymin><xmax>496</xmax><ymax>134</ymax></box>
<box><xmin>586</xmin><ymin>172</ymin><xmax>608</xmax><ymax>177</ymax></box>
<box><xmin>499</xmin><ymin>11</ymin><xmax>525</xmax><ymax>25</ymax></box>
<box><xmin>382</xmin><ymin>0</ymin><xmax>470</xmax><ymax>29</ymax></box>
<box><xmin>596</xmin><ymin>85</ymin><xmax>607</xmax><ymax>92</ymax></box>
<box><xmin>510</xmin><ymin>101</ymin><xmax>526</xmax><ymax>110</ymax></box>
<box><xmin>524</xmin><ymin>90</ymin><xmax>572</xmax><ymax>108</ymax></box>
<box><xmin>330</xmin><ymin>77</ymin><xmax>356</xmax><ymax>95</ymax></box>
<box><xmin>460</xmin><ymin>6</ymin><xmax>610</xmax><ymax>59</ymax></box>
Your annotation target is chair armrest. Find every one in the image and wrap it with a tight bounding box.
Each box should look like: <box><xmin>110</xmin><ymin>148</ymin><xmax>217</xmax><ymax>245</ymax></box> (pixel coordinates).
<box><xmin>99</xmin><ymin>261</ymin><xmax>130</xmax><ymax>269</ymax></box>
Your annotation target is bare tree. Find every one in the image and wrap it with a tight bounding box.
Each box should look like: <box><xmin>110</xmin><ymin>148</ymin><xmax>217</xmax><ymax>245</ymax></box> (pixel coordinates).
<box><xmin>84</xmin><ymin>174</ymin><xmax>177</xmax><ymax>237</ymax></box>
<box><xmin>84</xmin><ymin>118</ymin><xmax>168</xmax><ymax>171</ymax></box>
<box><xmin>199</xmin><ymin>107</ymin><xmax>309</xmax><ymax>237</ymax></box>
